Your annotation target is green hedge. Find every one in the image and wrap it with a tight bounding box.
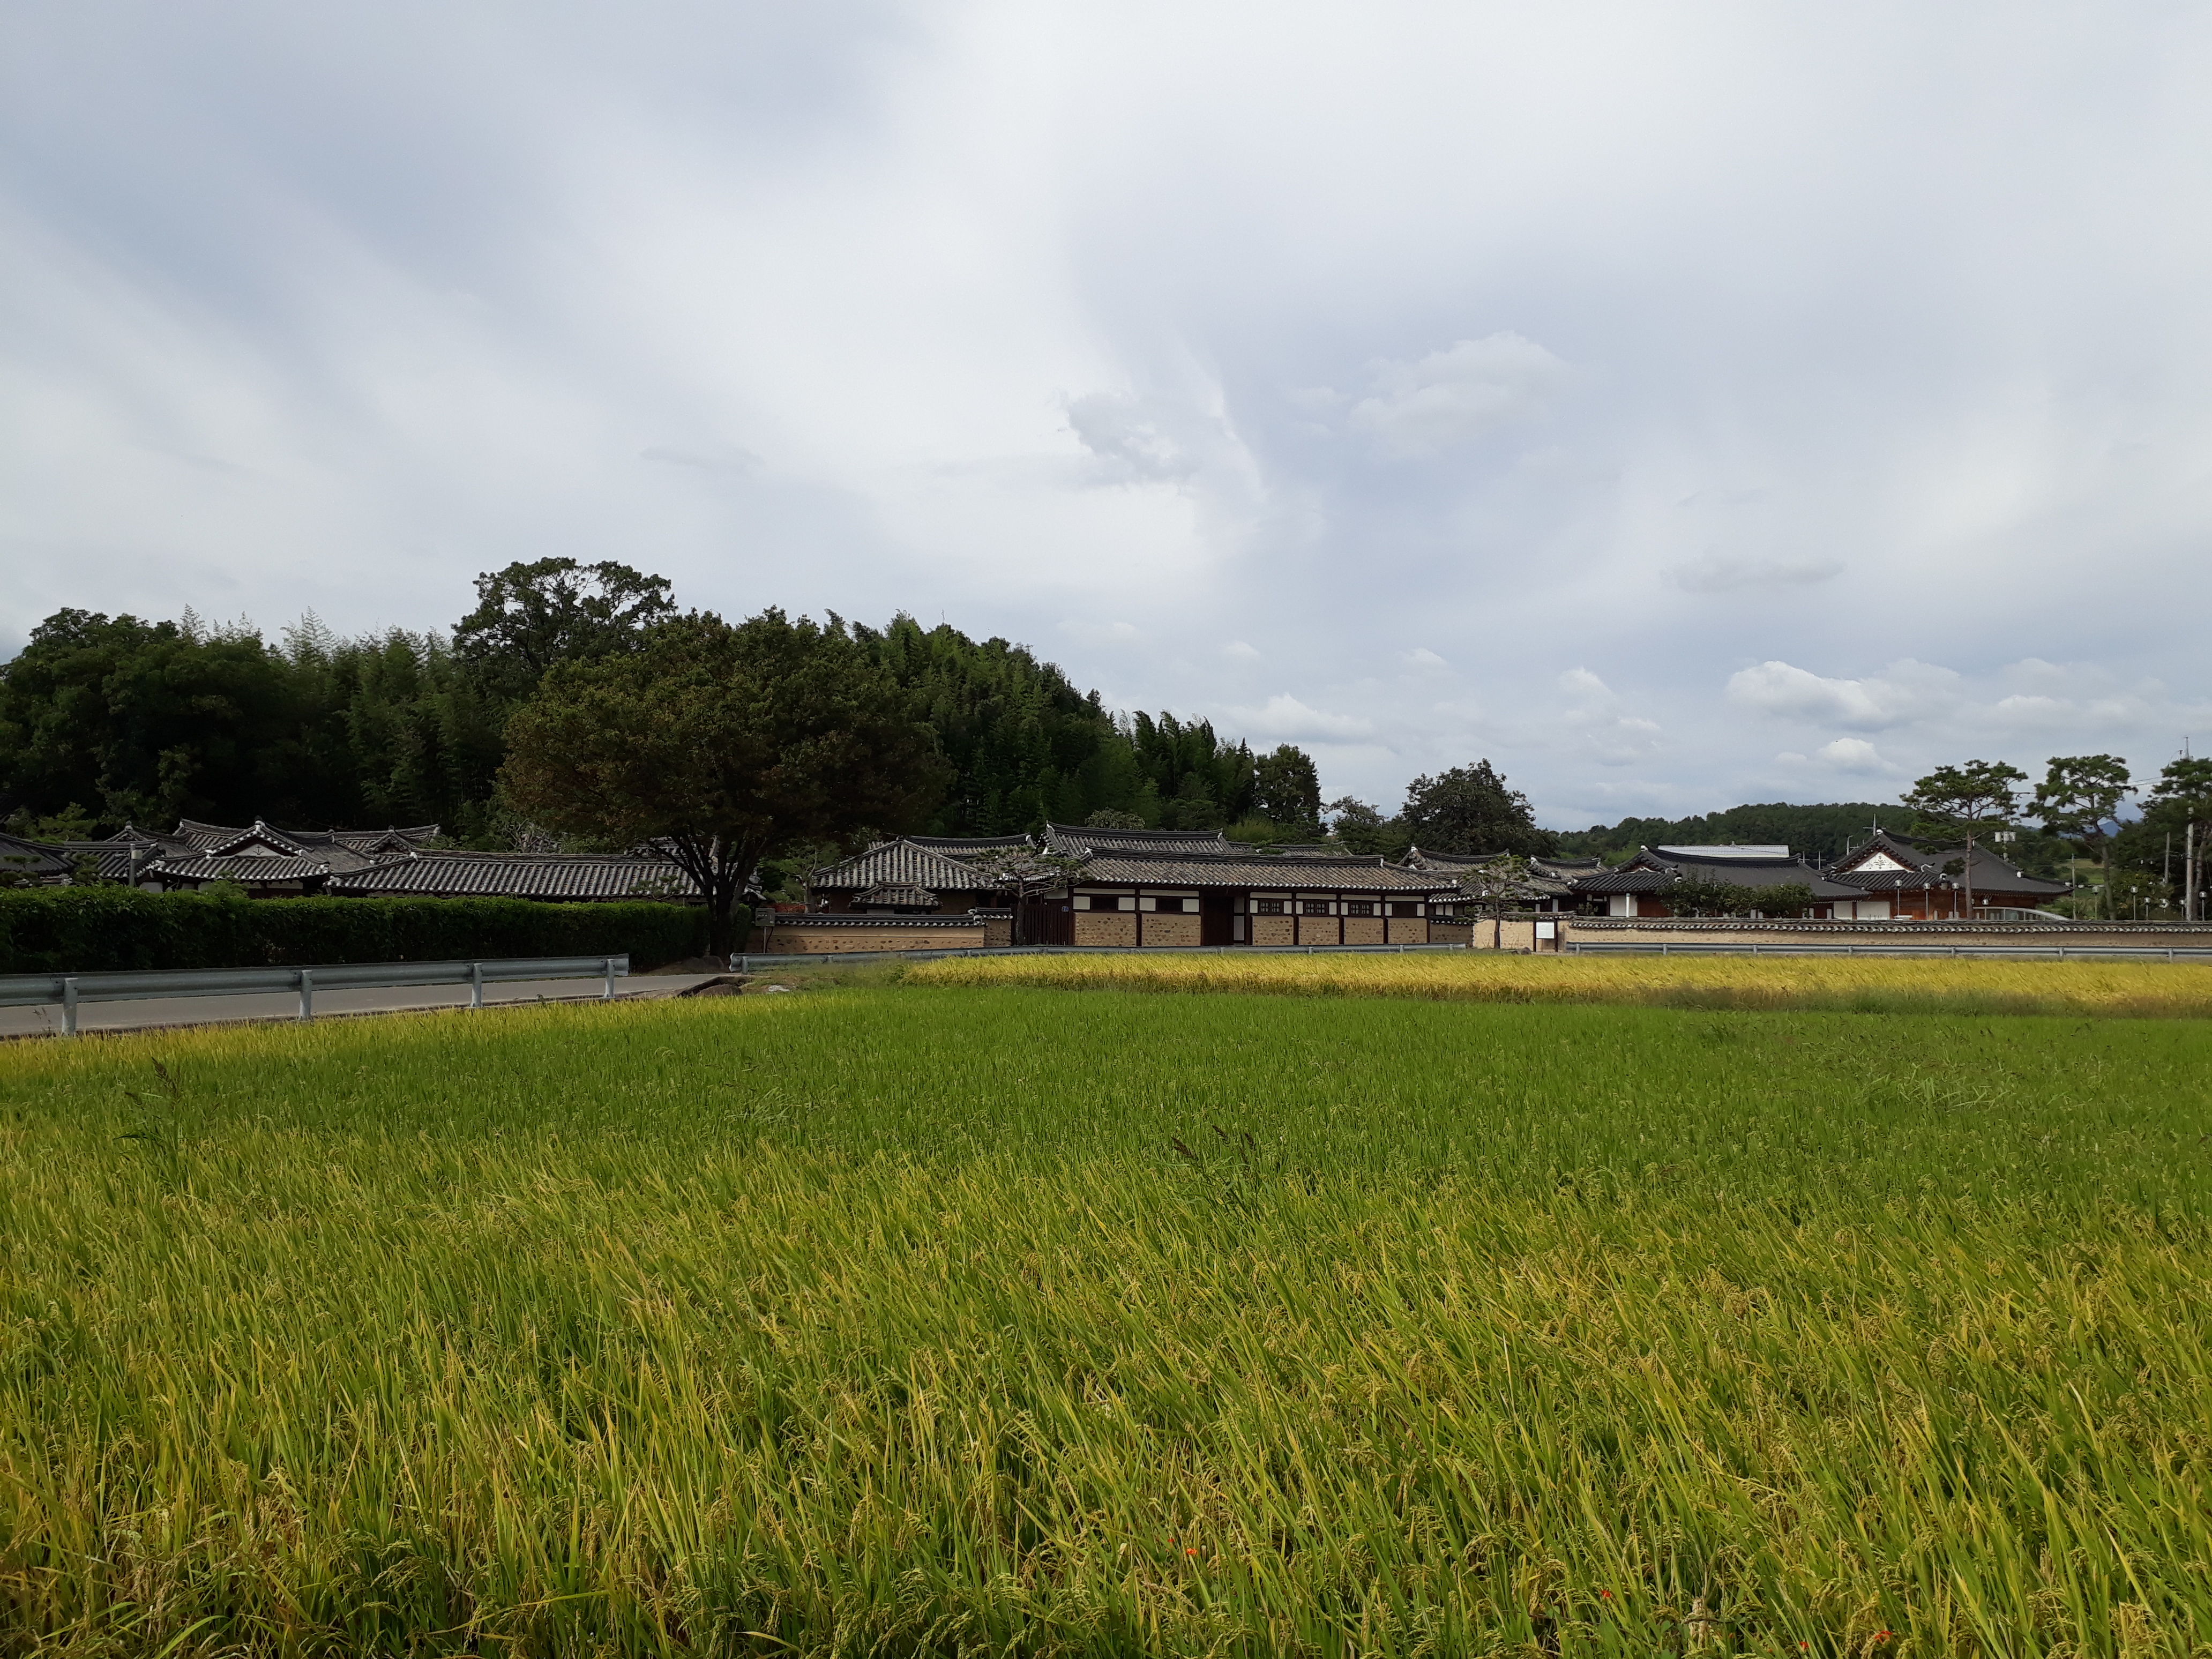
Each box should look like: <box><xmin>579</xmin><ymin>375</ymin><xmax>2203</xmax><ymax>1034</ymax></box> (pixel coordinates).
<box><xmin>0</xmin><ymin>888</ymin><xmax>716</xmax><ymax>976</ymax></box>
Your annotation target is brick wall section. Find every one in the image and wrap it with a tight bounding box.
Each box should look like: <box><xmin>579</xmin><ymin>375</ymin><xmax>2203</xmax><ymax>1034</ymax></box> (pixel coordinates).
<box><xmin>1141</xmin><ymin>914</ymin><xmax>1202</xmax><ymax>948</ymax></box>
<box><xmin>759</xmin><ymin>922</ymin><xmax>986</xmax><ymax>953</ymax></box>
<box><xmin>1251</xmin><ymin>915</ymin><xmax>1296</xmax><ymax>948</ymax></box>
<box><xmin>1385</xmin><ymin>917</ymin><xmax>1431</xmax><ymax>945</ymax></box>
<box><xmin>1296</xmin><ymin>915</ymin><xmax>1342</xmax><ymax>946</ymax></box>
<box><xmin>1074</xmin><ymin>912</ymin><xmax>1139</xmax><ymax>948</ymax></box>
<box><xmin>1342</xmin><ymin>916</ymin><xmax>1385</xmax><ymax>946</ymax></box>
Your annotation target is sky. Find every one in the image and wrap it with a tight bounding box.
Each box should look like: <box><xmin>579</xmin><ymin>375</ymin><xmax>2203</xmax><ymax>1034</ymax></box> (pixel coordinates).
<box><xmin>4</xmin><ymin>2</ymin><xmax>2209</xmax><ymax>828</ymax></box>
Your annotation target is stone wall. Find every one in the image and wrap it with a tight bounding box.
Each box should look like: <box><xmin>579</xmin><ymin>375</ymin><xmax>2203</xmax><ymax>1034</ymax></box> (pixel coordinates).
<box><xmin>1342</xmin><ymin>916</ymin><xmax>1385</xmax><ymax>946</ymax></box>
<box><xmin>1140</xmin><ymin>913</ymin><xmax>1203</xmax><ymax>948</ymax></box>
<box><xmin>1074</xmin><ymin>911</ymin><xmax>1139</xmax><ymax>948</ymax></box>
<box><xmin>1385</xmin><ymin>917</ymin><xmax>1431</xmax><ymax>945</ymax></box>
<box><xmin>1251</xmin><ymin>915</ymin><xmax>1296</xmax><ymax>948</ymax></box>
<box><xmin>754</xmin><ymin>918</ymin><xmax>987</xmax><ymax>954</ymax></box>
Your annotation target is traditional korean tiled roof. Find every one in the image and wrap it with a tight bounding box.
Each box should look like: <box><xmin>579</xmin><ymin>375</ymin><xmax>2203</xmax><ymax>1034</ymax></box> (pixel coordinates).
<box><xmin>1075</xmin><ymin>849</ymin><xmax>1457</xmax><ymax>893</ymax></box>
<box><xmin>327</xmin><ymin>851</ymin><xmax>700</xmax><ymax>901</ymax></box>
<box><xmin>1268</xmin><ymin>841</ymin><xmax>1356</xmax><ymax>858</ymax></box>
<box><xmin>57</xmin><ymin>839</ymin><xmax>167</xmax><ymax>879</ymax></box>
<box><xmin>171</xmin><ymin>818</ymin><xmax>441</xmax><ymax>854</ymax></box>
<box><xmin>1573</xmin><ymin>848</ymin><xmax>1865</xmax><ymax>901</ymax></box>
<box><xmin>152</xmin><ymin>854</ymin><xmax>349</xmax><ymax>884</ymax></box>
<box><xmin>855</xmin><ymin>883</ymin><xmax>942</xmax><ymax>908</ymax></box>
<box><xmin>904</xmin><ymin>835</ymin><xmax>1034</xmax><ymax>860</ymax></box>
<box><xmin>1043</xmin><ymin>823</ymin><xmax>1238</xmax><ymax>857</ymax></box>
<box><xmin>1402</xmin><ymin>848</ymin><xmax>1587</xmax><ymax>901</ymax></box>
<box><xmin>812</xmin><ymin>839</ymin><xmax>1011</xmax><ymax>893</ymax></box>
<box><xmin>0</xmin><ymin>831</ymin><xmax>73</xmax><ymax>880</ymax></box>
<box><xmin>198</xmin><ymin>823</ymin><xmax>396</xmax><ymax>873</ymax></box>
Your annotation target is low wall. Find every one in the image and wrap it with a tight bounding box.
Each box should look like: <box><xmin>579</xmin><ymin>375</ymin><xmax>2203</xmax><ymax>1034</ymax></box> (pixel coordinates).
<box><xmin>751</xmin><ymin>915</ymin><xmax>987</xmax><ymax>955</ymax></box>
<box><xmin>1563</xmin><ymin>918</ymin><xmax>2212</xmax><ymax>952</ymax></box>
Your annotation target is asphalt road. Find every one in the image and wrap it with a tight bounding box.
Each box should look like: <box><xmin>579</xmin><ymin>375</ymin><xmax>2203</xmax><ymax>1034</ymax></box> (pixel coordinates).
<box><xmin>0</xmin><ymin>974</ymin><xmax>729</xmax><ymax>1040</ymax></box>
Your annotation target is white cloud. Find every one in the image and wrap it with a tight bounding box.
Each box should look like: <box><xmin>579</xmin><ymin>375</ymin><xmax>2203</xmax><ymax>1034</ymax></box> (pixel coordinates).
<box><xmin>1402</xmin><ymin>646</ymin><xmax>1448</xmax><ymax>668</ymax></box>
<box><xmin>1229</xmin><ymin>693</ymin><xmax>1374</xmax><ymax>742</ymax></box>
<box><xmin>1815</xmin><ymin>737</ymin><xmax>1892</xmax><ymax>773</ymax></box>
<box><xmin>1064</xmin><ymin>392</ymin><xmax>1207</xmax><ymax>483</ymax></box>
<box><xmin>1725</xmin><ymin>660</ymin><xmax>1962</xmax><ymax>730</ymax></box>
<box><xmin>1348</xmin><ymin>334</ymin><xmax>1570</xmax><ymax>459</ymax></box>
<box><xmin>1663</xmin><ymin>554</ymin><xmax>1844</xmax><ymax>593</ymax></box>
<box><xmin>1222</xmin><ymin>639</ymin><xmax>1261</xmax><ymax>662</ymax></box>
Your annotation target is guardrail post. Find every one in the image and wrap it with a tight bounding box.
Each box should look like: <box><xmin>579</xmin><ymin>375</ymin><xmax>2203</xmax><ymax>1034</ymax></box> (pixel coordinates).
<box><xmin>470</xmin><ymin>961</ymin><xmax>484</xmax><ymax>1011</ymax></box>
<box><xmin>298</xmin><ymin>967</ymin><xmax>315</xmax><ymax>1022</ymax></box>
<box><xmin>61</xmin><ymin>976</ymin><xmax>78</xmax><ymax>1037</ymax></box>
<box><xmin>603</xmin><ymin>956</ymin><xmax>615</xmax><ymax>1002</ymax></box>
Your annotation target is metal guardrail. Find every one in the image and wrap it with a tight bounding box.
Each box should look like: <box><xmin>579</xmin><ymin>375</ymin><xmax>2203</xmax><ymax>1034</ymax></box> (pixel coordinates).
<box><xmin>1566</xmin><ymin>941</ymin><xmax>2212</xmax><ymax>960</ymax></box>
<box><xmin>0</xmin><ymin>954</ymin><xmax>629</xmax><ymax>1036</ymax></box>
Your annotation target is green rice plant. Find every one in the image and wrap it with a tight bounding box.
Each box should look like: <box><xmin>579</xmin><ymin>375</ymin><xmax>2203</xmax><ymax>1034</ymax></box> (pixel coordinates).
<box><xmin>2</xmin><ymin>989</ymin><xmax>2209</xmax><ymax>1655</ymax></box>
<box><xmin>907</xmin><ymin>947</ymin><xmax>2212</xmax><ymax>1020</ymax></box>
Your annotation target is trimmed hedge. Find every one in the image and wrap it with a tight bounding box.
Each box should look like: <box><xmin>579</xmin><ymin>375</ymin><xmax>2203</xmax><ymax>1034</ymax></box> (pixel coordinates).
<box><xmin>0</xmin><ymin>888</ymin><xmax>715</xmax><ymax>976</ymax></box>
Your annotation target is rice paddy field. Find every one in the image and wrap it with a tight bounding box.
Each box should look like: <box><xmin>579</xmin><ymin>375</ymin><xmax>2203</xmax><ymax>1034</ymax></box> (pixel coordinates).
<box><xmin>3</xmin><ymin>975</ymin><xmax>2211</xmax><ymax>1655</ymax></box>
<box><xmin>906</xmin><ymin>948</ymin><xmax>2212</xmax><ymax>1020</ymax></box>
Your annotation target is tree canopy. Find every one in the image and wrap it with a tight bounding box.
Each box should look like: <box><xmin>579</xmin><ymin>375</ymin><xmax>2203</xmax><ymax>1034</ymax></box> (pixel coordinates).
<box><xmin>499</xmin><ymin>610</ymin><xmax>949</xmax><ymax>954</ymax></box>
<box><xmin>453</xmin><ymin>559</ymin><xmax>677</xmax><ymax>698</ymax></box>
<box><xmin>1400</xmin><ymin>761</ymin><xmax>1555</xmax><ymax>857</ymax></box>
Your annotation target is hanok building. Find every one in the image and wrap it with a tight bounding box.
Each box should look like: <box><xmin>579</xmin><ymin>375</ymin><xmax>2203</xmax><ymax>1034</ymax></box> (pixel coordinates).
<box><xmin>1402</xmin><ymin>848</ymin><xmax>1602</xmax><ymax>913</ymax></box>
<box><xmin>13</xmin><ymin>818</ymin><xmax>703</xmax><ymax>905</ymax></box>
<box><xmin>1823</xmin><ymin>829</ymin><xmax>2072</xmax><ymax>920</ymax></box>
<box><xmin>1037</xmin><ymin>823</ymin><xmax>1457</xmax><ymax>946</ymax></box>
<box><xmin>807</xmin><ymin>835</ymin><xmax>1033</xmax><ymax>914</ymax></box>
<box><xmin>1571</xmin><ymin>845</ymin><xmax>1871</xmax><ymax>918</ymax></box>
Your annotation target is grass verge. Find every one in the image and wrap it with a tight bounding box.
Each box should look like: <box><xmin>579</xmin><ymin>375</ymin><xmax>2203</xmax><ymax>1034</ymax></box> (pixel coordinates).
<box><xmin>3</xmin><ymin>989</ymin><xmax>2209</xmax><ymax>1654</ymax></box>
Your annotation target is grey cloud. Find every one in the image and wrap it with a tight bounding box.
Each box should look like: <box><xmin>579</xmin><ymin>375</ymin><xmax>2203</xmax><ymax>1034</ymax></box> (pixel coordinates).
<box><xmin>1347</xmin><ymin>334</ymin><xmax>1570</xmax><ymax>459</ymax></box>
<box><xmin>1664</xmin><ymin>554</ymin><xmax>1844</xmax><ymax>593</ymax></box>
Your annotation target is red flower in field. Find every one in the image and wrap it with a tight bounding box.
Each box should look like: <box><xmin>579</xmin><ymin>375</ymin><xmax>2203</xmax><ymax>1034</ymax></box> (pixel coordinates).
<box><xmin>1186</xmin><ymin>1548</ymin><xmax>1198</xmax><ymax>1557</ymax></box>
<box><xmin>1601</xmin><ymin>1590</ymin><xmax>1612</xmax><ymax>1599</ymax></box>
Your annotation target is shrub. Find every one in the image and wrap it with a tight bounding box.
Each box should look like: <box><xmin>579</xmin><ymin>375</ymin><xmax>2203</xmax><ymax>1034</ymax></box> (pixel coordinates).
<box><xmin>0</xmin><ymin>887</ymin><xmax>715</xmax><ymax>975</ymax></box>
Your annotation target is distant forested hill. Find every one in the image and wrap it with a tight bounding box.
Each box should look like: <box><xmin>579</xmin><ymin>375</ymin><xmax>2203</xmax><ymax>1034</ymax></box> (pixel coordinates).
<box><xmin>1554</xmin><ymin>803</ymin><xmax>1896</xmax><ymax>864</ymax></box>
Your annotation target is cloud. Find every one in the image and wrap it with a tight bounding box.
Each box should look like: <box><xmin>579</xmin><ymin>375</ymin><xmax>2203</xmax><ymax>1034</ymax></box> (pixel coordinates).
<box><xmin>1553</xmin><ymin>668</ymin><xmax>1664</xmax><ymax>767</ymax></box>
<box><xmin>1229</xmin><ymin>693</ymin><xmax>1374</xmax><ymax>742</ymax></box>
<box><xmin>641</xmin><ymin>444</ymin><xmax>762</xmax><ymax>477</ymax></box>
<box><xmin>1815</xmin><ymin>737</ymin><xmax>1892</xmax><ymax>773</ymax></box>
<box><xmin>1725</xmin><ymin>660</ymin><xmax>1962</xmax><ymax>730</ymax></box>
<box><xmin>1401</xmin><ymin>647</ymin><xmax>1448</xmax><ymax>668</ymax></box>
<box><xmin>1663</xmin><ymin>554</ymin><xmax>1844</xmax><ymax>593</ymax></box>
<box><xmin>1065</xmin><ymin>392</ymin><xmax>1206</xmax><ymax>483</ymax></box>
<box><xmin>1222</xmin><ymin>639</ymin><xmax>1261</xmax><ymax>662</ymax></box>
<box><xmin>1348</xmin><ymin>334</ymin><xmax>1570</xmax><ymax>458</ymax></box>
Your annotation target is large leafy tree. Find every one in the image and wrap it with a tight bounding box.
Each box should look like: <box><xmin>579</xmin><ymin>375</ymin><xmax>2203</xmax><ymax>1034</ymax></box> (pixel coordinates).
<box><xmin>499</xmin><ymin>609</ymin><xmax>951</xmax><ymax>955</ymax></box>
<box><xmin>0</xmin><ymin>609</ymin><xmax>297</xmax><ymax>829</ymax></box>
<box><xmin>2032</xmin><ymin>754</ymin><xmax>2133</xmax><ymax>919</ymax></box>
<box><xmin>453</xmin><ymin>558</ymin><xmax>677</xmax><ymax>699</ymax></box>
<box><xmin>1253</xmin><ymin>744</ymin><xmax>1322</xmax><ymax>832</ymax></box>
<box><xmin>1399</xmin><ymin>760</ymin><xmax>1555</xmax><ymax>857</ymax></box>
<box><xmin>1323</xmin><ymin>797</ymin><xmax>1406</xmax><ymax>857</ymax></box>
<box><xmin>1901</xmin><ymin>759</ymin><xmax>2029</xmax><ymax>916</ymax></box>
<box><xmin>2144</xmin><ymin>756</ymin><xmax>2212</xmax><ymax>922</ymax></box>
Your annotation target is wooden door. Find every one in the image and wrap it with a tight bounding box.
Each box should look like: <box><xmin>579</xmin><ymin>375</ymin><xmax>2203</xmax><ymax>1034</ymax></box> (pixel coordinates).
<box><xmin>1200</xmin><ymin>890</ymin><xmax>1236</xmax><ymax>946</ymax></box>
